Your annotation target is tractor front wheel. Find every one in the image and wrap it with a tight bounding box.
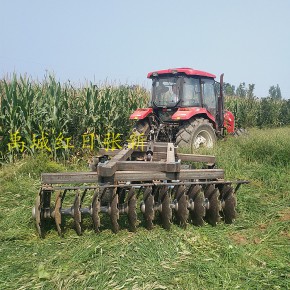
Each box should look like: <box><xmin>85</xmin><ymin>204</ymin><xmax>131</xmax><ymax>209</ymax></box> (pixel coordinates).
<box><xmin>175</xmin><ymin>118</ymin><xmax>216</xmax><ymax>152</ymax></box>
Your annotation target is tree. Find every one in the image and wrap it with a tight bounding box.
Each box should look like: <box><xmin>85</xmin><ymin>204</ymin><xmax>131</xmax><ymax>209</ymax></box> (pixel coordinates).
<box><xmin>247</xmin><ymin>84</ymin><xmax>255</xmax><ymax>99</ymax></box>
<box><xmin>236</xmin><ymin>82</ymin><xmax>247</xmax><ymax>98</ymax></box>
<box><xmin>223</xmin><ymin>82</ymin><xmax>235</xmax><ymax>96</ymax></box>
<box><xmin>268</xmin><ymin>84</ymin><xmax>282</xmax><ymax>100</ymax></box>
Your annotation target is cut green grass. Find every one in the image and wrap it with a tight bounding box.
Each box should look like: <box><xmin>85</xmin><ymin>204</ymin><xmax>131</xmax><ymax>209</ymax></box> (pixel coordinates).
<box><xmin>0</xmin><ymin>127</ymin><xmax>289</xmax><ymax>289</ymax></box>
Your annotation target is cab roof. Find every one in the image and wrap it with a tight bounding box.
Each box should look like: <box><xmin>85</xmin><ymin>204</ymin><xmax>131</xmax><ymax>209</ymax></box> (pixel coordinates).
<box><xmin>147</xmin><ymin>67</ymin><xmax>216</xmax><ymax>79</ymax></box>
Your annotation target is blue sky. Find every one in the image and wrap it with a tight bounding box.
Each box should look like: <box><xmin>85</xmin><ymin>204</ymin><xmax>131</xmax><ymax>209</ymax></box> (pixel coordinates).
<box><xmin>1</xmin><ymin>0</ymin><xmax>289</xmax><ymax>98</ymax></box>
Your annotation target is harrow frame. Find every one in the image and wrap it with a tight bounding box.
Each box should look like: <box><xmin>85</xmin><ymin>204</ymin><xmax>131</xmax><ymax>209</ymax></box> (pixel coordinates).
<box><xmin>32</xmin><ymin>142</ymin><xmax>249</xmax><ymax>237</ymax></box>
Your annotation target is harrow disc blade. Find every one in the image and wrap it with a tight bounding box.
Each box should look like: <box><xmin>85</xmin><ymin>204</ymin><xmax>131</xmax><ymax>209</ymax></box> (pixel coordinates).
<box><xmin>187</xmin><ymin>185</ymin><xmax>205</xmax><ymax>226</ymax></box>
<box><xmin>143</xmin><ymin>187</ymin><xmax>154</xmax><ymax>230</ymax></box>
<box><xmin>110</xmin><ymin>188</ymin><xmax>120</xmax><ymax>233</ymax></box>
<box><xmin>92</xmin><ymin>191</ymin><xmax>101</xmax><ymax>233</ymax></box>
<box><xmin>34</xmin><ymin>194</ymin><xmax>43</xmax><ymax>238</ymax></box>
<box><xmin>221</xmin><ymin>185</ymin><xmax>237</xmax><ymax>224</ymax></box>
<box><xmin>175</xmin><ymin>185</ymin><xmax>189</xmax><ymax>228</ymax></box>
<box><xmin>54</xmin><ymin>192</ymin><xmax>62</xmax><ymax>236</ymax></box>
<box><xmin>159</xmin><ymin>186</ymin><xmax>172</xmax><ymax>230</ymax></box>
<box><xmin>73</xmin><ymin>192</ymin><xmax>82</xmax><ymax>235</ymax></box>
<box><xmin>204</xmin><ymin>185</ymin><xmax>221</xmax><ymax>226</ymax></box>
<box><xmin>127</xmin><ymin>188</ymin><xmax>137</xmax><ymax>232</ymax></box>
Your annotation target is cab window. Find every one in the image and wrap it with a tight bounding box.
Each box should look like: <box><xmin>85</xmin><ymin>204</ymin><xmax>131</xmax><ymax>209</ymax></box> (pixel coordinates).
<box><xmin>181</xmin><ymin>78</ymin><xmax>201</xmax><ymax>107</ymax></box>
<box><xmin>201</xmin><ymin>78</ymin><xmax>216</xmax><ymax>115</ymax></box>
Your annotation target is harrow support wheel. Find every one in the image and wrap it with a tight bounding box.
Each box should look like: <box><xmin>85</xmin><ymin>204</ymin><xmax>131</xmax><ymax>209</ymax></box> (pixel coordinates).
<box><xmin>92</xmin><ymin>191</ymin><xmax>101</xmax><ymax>233</ymax></box>
<box><xmin>159</xmin><ymin>186</ymin><xmax>172</xmax><ymax>230</ymax></box>
<box><xmin>73</xmin><ymin>192</ymin><xmax>82</xmax><ymax>235</ymax></box>
<box><xmin>175</xmin><ymin>185</ymin><xmax>189</xmax><ymax>228</ymax></box>
<box><xmin>221</xmin><ymin>185</ymin><xmax>237</xmax><ymax>224</ymax></box>
<box><xmin>127</xmin><ymin>188</ymin><xmax>137</xmax><ymax>232</ymax></box>
<box><xmin>204</xmin><ymin>185</ymin><xmax>221</xmax><ymax>226</ymax></box>
<box><xmin>143</xmin><ymin>187</ymin><xmax>154</xmax><ymax>230</ymax></box>
<box><xmin>34</xmin><ymin>194</ymin><xmax>43</xmax><ymax>238</ymax></box>
<box><xmin>187</xmin><ymin>185</ymin><xmax>205</xmax><ymax>226</ymax></box>
<box><xmin>110</xmin><ymin>188</ymin><xmax>120</xmax><ymax>233</ymax></box>
<box><xmin>54</xmin><ymin>192</ymin><xmax>62</xmax><ymax>236</ymax></box>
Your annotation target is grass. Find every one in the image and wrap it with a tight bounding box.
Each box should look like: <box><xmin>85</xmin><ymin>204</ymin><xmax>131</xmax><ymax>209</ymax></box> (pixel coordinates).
<box><xmin>0</xmin><ymin>127</ymin><xmax>289</xmax><ymax>289</ymax></box>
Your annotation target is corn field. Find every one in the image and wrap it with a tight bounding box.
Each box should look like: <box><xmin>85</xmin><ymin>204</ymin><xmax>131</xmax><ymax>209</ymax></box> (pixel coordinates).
<box><xmin>225</xmin><ymin>95</ymin><xmax>290</xmax><ymax>128</ymax></box>
<box><xmin>0</xmin><ymin>75</ymin><xmax>149</xmax><ymax>161</ymax></box>
<box><xmin>1</xmin><ymin>74</ymin><xmax>290</xmax><ymax>162</ymax></box>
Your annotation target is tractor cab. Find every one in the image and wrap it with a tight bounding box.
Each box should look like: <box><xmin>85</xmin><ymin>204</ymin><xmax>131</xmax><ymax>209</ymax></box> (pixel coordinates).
<box><xmin>150</xmin><ymin>68</ymin><xmax>218</xmax><ymax>120</ymax></box>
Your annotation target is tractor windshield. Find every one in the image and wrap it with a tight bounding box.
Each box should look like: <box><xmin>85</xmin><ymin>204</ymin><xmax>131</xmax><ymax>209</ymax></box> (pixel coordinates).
<box><xmin>152</xmin><ymin>77</ymin><xmax>180</xmax><ymax>107</ymax></box>
<box><xmin>152</xmin><ymin>76</ymin><xmax>203</xmax><ymax>108</ymax></box>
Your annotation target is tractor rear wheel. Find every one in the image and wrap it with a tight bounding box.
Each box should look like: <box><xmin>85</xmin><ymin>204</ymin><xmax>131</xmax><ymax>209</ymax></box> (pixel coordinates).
<box><xmin>175</xmin><ymin>118</ymin><xmax>216</xmax><ymax>152</ymax></box>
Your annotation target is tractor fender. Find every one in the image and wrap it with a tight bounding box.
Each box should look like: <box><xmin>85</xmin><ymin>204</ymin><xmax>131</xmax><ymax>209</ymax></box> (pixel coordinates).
<box><xmin>129</xmin><ymin>108</ymin><xmax>153</xmax><ymax>120</ymax></box>
<box><xmin>171</xmin><ymin>107</ymin><xmax>216</xmax><ymax>123</ymax></box>
<box><xmin>224</xmin><ymin>110</ymin><xmax>235</xmax><ymax>133</ymax></box>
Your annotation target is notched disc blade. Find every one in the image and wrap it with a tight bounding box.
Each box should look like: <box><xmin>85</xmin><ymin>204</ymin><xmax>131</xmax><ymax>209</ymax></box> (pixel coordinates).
<box><xmin>204</xmin><ymin>185</ymin><xmax>221</xmax><ymax>226</ymax></box>
<box><xmin>110</xmin><ymin>188</ymin><xmax>120</xmax><ymax>233</ymax></box>
<box><xmin>175</xmin><ymin>185</ymin><xmax>189</xmax><ymax>228</ymax></box>
<box><xmin>143</xmin><ymin>187</ymin><xmax>154</xmax><ymax>230</ymax></box>
<box><xmin>74</xmin><ymin>192</ymin><xmax>82</xmax><ymax>235</ymax></box>
<box><xmin>160</xmin><ymin>186</ymin><xmax>172</xmax><ymax>230</ymax></box>
<box><xmin>92</xmin><ymin>191</ymin><xmax>101</xmax><ymax>233</ymax></box>
<box><xmin>127</xmin><ymin>188</ymin><xmax>137</xmax><ymax>232</ymax></box>
<box><xmin>34</xmin><ymin>194</ymin><xmax>43</xmax><ymax>238</ymax></box>
<box><xmin>222</xmin><ymin>185</ymin><xmax>237</xmax><ymax>224</ymax></box>
<box><xmin>54</xmin><ymin>192</ymin><xmax>62</xmax><ymax>236</ymax></box>
<box><xmin>187</xmin><ymin>185</ymin><xmax>205</xmax><ymax>226</ymax></box>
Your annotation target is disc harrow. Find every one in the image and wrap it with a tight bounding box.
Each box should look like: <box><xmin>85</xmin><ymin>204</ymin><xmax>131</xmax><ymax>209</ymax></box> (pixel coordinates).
<box><xmin>32</xmin><ymin>142</ymin><xmax>249</xmax><ymax>237</ymax></box>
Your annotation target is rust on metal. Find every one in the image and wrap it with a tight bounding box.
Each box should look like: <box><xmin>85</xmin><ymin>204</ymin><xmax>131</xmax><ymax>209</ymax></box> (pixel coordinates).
<box><xmin>32</xmin><ymin>141</ymin><xmax>249</xmax><ymax>237</ymax></box>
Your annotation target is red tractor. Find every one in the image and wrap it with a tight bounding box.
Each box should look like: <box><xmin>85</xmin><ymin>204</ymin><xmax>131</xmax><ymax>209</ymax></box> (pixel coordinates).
<box><xmin>130</xmin><ymin>68</ymin><xmax>235</xmax><ymax>152</ymax></box>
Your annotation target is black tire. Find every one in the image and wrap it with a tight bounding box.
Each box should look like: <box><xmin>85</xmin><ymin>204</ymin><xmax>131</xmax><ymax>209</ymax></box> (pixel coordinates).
<box><xmin>175</xmin><ymin>118</ymin><xmax>216</xmax><ymax>152</ymax></box>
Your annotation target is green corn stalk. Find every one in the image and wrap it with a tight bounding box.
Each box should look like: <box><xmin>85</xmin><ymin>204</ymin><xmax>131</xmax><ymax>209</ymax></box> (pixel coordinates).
<box><xmin>3</xmin><ymin>73</ymin><xmax>289</xmax><ymax>163</ymax></box>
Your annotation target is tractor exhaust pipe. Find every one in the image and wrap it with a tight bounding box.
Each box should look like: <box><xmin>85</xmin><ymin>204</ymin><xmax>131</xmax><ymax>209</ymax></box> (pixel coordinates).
<box><xmin>217</xmin><ymin>73</ymin><xmax>225</xmax><ymax>133</ymax></box>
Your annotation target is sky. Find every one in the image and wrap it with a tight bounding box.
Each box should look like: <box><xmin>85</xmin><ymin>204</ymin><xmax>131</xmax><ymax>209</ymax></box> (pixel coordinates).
<box><xmin>1</xmin><ymin>0</ymin><xmax>290</xmax><ymax>98</ymax></box>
